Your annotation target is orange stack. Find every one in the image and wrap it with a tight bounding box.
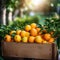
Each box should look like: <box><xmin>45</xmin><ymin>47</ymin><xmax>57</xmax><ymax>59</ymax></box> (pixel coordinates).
<box><xmin>4</xmin><ymin>23</ymin><xmax>55</xmax><ymax>43</ymax></box>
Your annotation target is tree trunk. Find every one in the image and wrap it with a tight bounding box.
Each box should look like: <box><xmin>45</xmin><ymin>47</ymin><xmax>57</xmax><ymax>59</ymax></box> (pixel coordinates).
<box><xmin>2</xmin><ymin>7</ymin><xmax>6</xmax><ymax>25</ymax></box>
<box><xmin>0</xmin><ymin>0</ymin><xmax>6</xmax><ymax>25</ymax></box>
<box><xmin>8</xmin><ymin>11</ymin><xmax>12</xmax><ymax>23</ymax></box>
<box><xmin>20</xmin><ymin>8</ymin><xmax>24</xmax><ymax>17</ymax></box>
<box><xmin>13</xmin><ymin>9</ymin><xmax>19</xmax><ymax>20</ymax></box>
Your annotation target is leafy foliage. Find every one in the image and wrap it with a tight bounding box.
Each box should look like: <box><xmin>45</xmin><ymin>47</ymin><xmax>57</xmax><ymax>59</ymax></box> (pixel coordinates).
<box><xmin>0</xmin><ymin>16</ymin><xmax>40</xmax><ymax>40</ymax></box>
<box><xmin>6</xmin><ymin>0</ymin><xmax>22</xmax><ymax>11</ymax></box>
<box><xmin>0</xmin><ymin>25</ymin><xmax>10</xmax><ymax>40</ymax></box>
<box><xmin>0</xmin><ymin>16</ymin><xmax>60</xmax><ymax>39</ymax></box>
<box><xmin>44</xmin><ymin>17</ymin><xmax>60</xmax><ymax>37</ymax></box>
<box><xmin>9</xmin><ymin>16</ymin><xmax>39</xmax><ymax>30</ymax></box>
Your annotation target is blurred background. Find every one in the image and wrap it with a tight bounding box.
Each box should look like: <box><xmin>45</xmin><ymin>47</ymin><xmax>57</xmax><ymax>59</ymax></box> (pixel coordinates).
<box><xmin>0</xmin><ymin>0</ymin><xmax>60</xmax><ymax>25</ymax></box>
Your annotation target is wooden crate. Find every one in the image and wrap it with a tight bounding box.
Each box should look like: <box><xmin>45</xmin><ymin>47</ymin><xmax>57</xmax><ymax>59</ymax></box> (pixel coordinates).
<box><xmin>1</xmin><ymin>41</ymin><xmax>58</xmax><ymax>60</ymax></box>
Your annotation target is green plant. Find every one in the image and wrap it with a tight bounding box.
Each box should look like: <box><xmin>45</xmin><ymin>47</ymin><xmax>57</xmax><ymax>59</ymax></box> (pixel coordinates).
<box><xmin>0</xmin><ymin>25</ymin><xmax>10</xmax><ymax>40</ymax></box>
<box><xmin>9</xmin><ymin>16</ymin><xmax>39</xmax><ymax>30</ymax></box>
<box><xmin>44</xmin><ymin>18</ymin><xmax>60</xmax><ymax>37</ymax></box>
<box><xmin>44</xmin><ymin>17</ymin><xmax>60</xmax><ymax>49</ymax></box>
<box><xmin>6</xmin><ymin>0</ymin><xmax>21</xmax><ymax>11</ymax></box>
<box><xmin>0</xmin><ymin>16</ymin><xmax>41</xmax><ymax>40</ymax></box>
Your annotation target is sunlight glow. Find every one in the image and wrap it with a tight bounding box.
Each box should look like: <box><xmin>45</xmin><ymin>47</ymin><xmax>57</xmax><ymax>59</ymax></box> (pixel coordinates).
<box><xmin>29</xmin><ymin>12</ymin><xmax>35</xmax><ymax>16</ymax></box>
<box><xmin>51</xmin><ymin>3</ymin><xmax>54</xmax><ymax>7</ymax></box>
<box><xmin>25</xmin><ymin>0</ymin><xmax>48</xmax><ymax>10</ymax></box>
<box><xmin>31</xmin><ymin>0</ymin><xmax>46</xmax><ymax>6</ymax></box>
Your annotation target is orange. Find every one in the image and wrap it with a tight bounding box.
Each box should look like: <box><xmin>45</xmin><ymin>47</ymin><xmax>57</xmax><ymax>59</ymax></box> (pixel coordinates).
<box><xmin>14</xmin><ymin>35</ymin><xmax>21</xmax><ymax>43</ymax></box>
<box><xmin>35</xmin><ymin>36</ymin><xmax>43</xmax><ymax>43</ymax></box>
<box><xmin>28</xmin><ymin>36</ymin><xmax>35</xmax><ymax>43</ymax></box>
<box><xmin>5</xmin><ymin>35</ymin><xmax>12</xmax><ymax>42</ymax></box>
<box><xmin>30</xmin><ymin>28</ymin><xmax>37</xmax><ymax>36</ymax></box>
<box><xmin>50</xmin><ymin>31</ymin><xmax>54</xmax><ymax>35</ymax></box>
<box><xmin>10</xmin><ymin>31</ymin><xmax>16</xmax><ymax>35</ymax></box>
<box><xmin>25</xmin><ymin>32</ymin><xmax>30</xmax><ymax>37</ymax></box>
<box><xmin>16</xmin><ymin>30</ymin><xmax>21</xmax><ymax>35</ymax></box>
<box><xmin>42</xmin><ymin>40</ymin><xmax>48</xmax><ymax>43</ymax></box>
<box><xmin>38</xmin><ymin>32</ymin><xmax>42</xmax><ymax>35</ymax></box>
<box><xmin>20</xmin><ymin>31</ymin><xmax>26</xmax><ymax>37</ymax></box>
<box><xmin>22</xmin><ymin>37</ymin><xmax>28</xmax><ymax>43</ymax></box>
<box><xmin>31</xmin><ymin>23</ymin><xmax>37</xmax><ymax>28</ymax></box>
<box><xmin>36</xmin><ymin>27</ymin><xmax>41</xmax><ymax>33</ymax></box>
<box><xmin>43</xmin><ymin>33</ymin><xmax>51</xmax><ymax>41</ymax></box>
<box><xmin>25</xmin><ymin>25</ymin><xmax>31</xmax><ymax>31</ymax></box>
<box><xmin>42</xmin><ymin>30</ymin><xmax>47</xmax><ymax>33</ymax></box>
<box><xmin>48</xmin><ymin>38</ymin><xmax>54</xmax><ymax>43</ymax></box>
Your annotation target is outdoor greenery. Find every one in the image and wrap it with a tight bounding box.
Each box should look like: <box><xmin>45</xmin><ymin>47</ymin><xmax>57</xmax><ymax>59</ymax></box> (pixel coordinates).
<box><xmin>0</xmin><ymin>16</ymin><xmax>39</xmax><ymax>40</ymax></box>
<box><xmin>45</xmin><ymin>17</ymin><xmax>60</xmax><ymax>37</ymax></box>
<box><xmin>45</xmin><ymin>17</ymin><xmax>60</xmax><ymax>49</ymax></box>
<box><xmin>0</xmin><ymin>16</ymin><xmax>60</xmax><ymax>42</ymax></box>
<box><xmin>6</xmin><ymin>0</ymin><xmax>22</xmax><ymax>11</ymax></box>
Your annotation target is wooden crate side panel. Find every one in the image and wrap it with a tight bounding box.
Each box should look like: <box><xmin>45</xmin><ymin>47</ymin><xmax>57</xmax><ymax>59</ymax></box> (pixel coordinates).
<box><xmin>54</xmin><ymin>44</ymin><xmax>58</xmax><ymax>60</ymax></box>
<box><xmin>2</xmin><ymin>41</ymin><xmax>57</xmax><ymax>60</ymax></box>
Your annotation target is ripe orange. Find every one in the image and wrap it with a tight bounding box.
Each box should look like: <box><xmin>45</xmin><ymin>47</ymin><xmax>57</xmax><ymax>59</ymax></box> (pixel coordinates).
<box><xmin>25</xmin><ymin>25</ymin><xmax>31</xmax><ymax>31</ymax></box>
<box><xmin>31</xmin><ymin>23</ymin><xmax>37</xmax><ymax>28</ymax></box>
<box><xmin>28</xmin><ymin>36</ymin><xmax>35</xmax><ymax>43</ymax></box>
<box><xmin>25</xmin><ymin>32</ymin><xmax>30</xmax><ymax>37</ymax></box>
<box><xmin>50</xmin><ymin>31</ymin><xmax>54</xmax><ymax>35</ymax></box>
<box><xmin>22</xmin><ymin>37</ymin><xmax>28</xmax><ymax>43</ymax></box>
<box><xmin>48</xmin><ymin>38</ymin><xmax>54</xmax><ymax>43</ymax></box>
<box><xmin>30</xmin><ymin>28</ymin><xmax>37</xmax><ymax>36</ymax></box>
<box><xmin>42</xmin><ymin>30</ymin><xmax>47</xmax><ymax>33</ymax></box>
<box><xmin>14</xmin><ymin>35</ymin><xmax>21</xmax><ymax>43</ymax></box>
<box><xmin>43</xmin><ymin>33</ymin><xmax>51</xmax><ymax>41</ymax></box>
<box><xmin>35</xmin><ymin>36</ymin><xmax>43</xmax><ymax>43</ymax></box>
<box><xmin>42</xmin><ymin>40</ymin><xmax>48</xmax><ymax>43</ymax></box>
<box><xmin>5</xmin><ymin>35</ymin><xmax>12</xmax><ymax>42</ymax></box>
<box><xmin>16</xmin><ymin>30</ymin><xmax>21</xmax><ymax>35</ymax></box>
<box><xmin>10</xmin><ymin>31</ymin><xmax>16</xmax><ymax>35</ymax></box>
<box><xmin>38</xmin><ymin>32</ymin><xmax>42</xmax><ymax>35</ymax></box>
<box><xmin>36</xmin><ymin>27</ymin><xmax>41</xmax><ymax>33</ymax></box>
<box><xmin>20</xmin><ymin>31</ymin><xmax>26</xmax><ymax>37</ymax></box>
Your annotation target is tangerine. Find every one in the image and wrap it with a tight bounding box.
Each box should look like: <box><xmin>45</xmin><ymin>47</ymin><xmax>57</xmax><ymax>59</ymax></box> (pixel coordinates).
<box><xmin>14</xmin><ymin>35</ymin><xmax>21</xmax><ymax>43</ymax></box>
<box><xmin>16</xmin><ymin>30</ymin><xmax>21</xmax><ymax>35</ymax></box>
<box><xmin>31</xmin><ymin>23</ymin><xmax>37</xmax><ymax>28</ymax></box>
<box><xmin>36</xmin><ymin>27</ymin><xmax>41</xmax><ymax>33</ymax></box>
<box><xmin>35</xmin><ymin>36</ymin><xmax>43</xmax><ymax>43</ymax></box>
<box><xmin>49</xmin><ymin>38</ymin><xmax>54</xmax><ymax>43</ymax></box>
<box><xmin>25</xmin><ymin>25</ymin><xmax>31</xmax><ymax>31</ymax></box>
<box><xmin>5</xmin><ymin>35</ymin><xmax>12</xmax><ymax>42</ymax></box>
<box><xmin>10</xmin><ymin>31</ymin><xmax>16</xmax><ymax>35</ymax></box>
<box><xmin>20</xmin><ymin>31</ymin><xmax>26</xmax><ymax>37</ymax></box>
<box><xmin>28</xmin><ymin>36</ymin><xmax>35</xmax><ymax>43</ymax></box>
<box><xmin>30</xmin><ymin>28</ymin><xmax>37</xmax><ymax>36</ymax></box>
<box><xmin>22</xmin><ymin>37</ymin><xmax>28</xmax><ymax>43</ymax></box>
<box><xmin>25</xmin><ymin>32</ymin><xmax>30</xmax><ymax>37</ymax></box>
<box><xmin>43</xmin><ymin>33</ymin><xmax>51</xmax><ymax>41</ymax></box>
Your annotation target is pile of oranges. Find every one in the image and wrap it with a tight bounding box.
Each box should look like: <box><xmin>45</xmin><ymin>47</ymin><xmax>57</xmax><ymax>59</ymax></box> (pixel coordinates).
<box><xmin>4</xmin><ymin>23</ymin><xmax>55</xmax><ymax>43</ymax></box>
